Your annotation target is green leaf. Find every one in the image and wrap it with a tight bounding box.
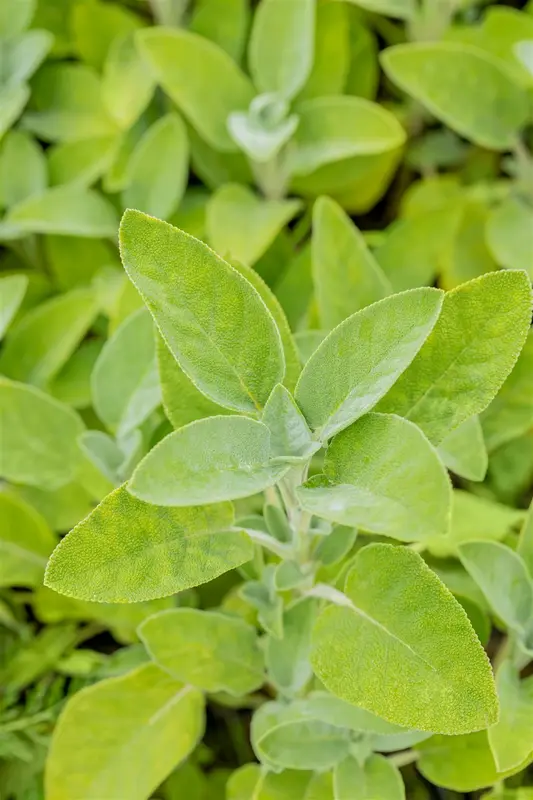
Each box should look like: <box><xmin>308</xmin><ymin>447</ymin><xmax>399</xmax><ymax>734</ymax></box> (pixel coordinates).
<box><xmin>45</xmin><ymin>663</ymin><xmax>204</xmax><ymax>800</ymax></box>
<box><xmin>458</xmin><ymin>541</ymin><xmax>533</xmax><ymax>635</ymax></box>
<box><xmin>437</xmin><ymin>415</ymin><xmax>488</xmax><ymax>482</ymax></box>
<box><xmin>190</xmin><ymin>0</ymin><xmax>250</xmax><ymax>64</ymax></box>
<box><xmin>518</xmin><ymin>501</ymin><xmax>533</xmax><ymax>578</ymax></box>
<box><xmin>0</xmin><ymin>288</ymin><xmax>98</xmax><ymax>387</ymax></box>
<box><xmin>47</xmin><ymin>136</ymin><xmax>118</xmax><ymax>189</ymax></box>
<box><xmin>298</xmin><ymin>413</ymin><xmax>451</xmax><ymax>542</ymax></box>
<box><xmin>139</xmin><ymin>608</ymin><xmax>264</xmax><ymax>694</ymax></box>
<box><xmin>44</xmin><ymin>485</ymin><xmax>252</xmax><ymax>602</ymax></box>
<box><xmin>102</xmin><ymin>32</ymin><xmax>155</xmax><ymax>130</ymax></box>
<box><xmin>71</xmin><ymin>0</ymin><xmax>143</xmax><ymax>71</ymax></box>
<box><xmin>262</xmin><ymin>384</ymin><xmax>318</xmax><ymax>462</ymax></box>
<box><xmin>227</xmin><ymin>765</ymin><xmax>313</xmax><ymax>800</ymax></box>
<box><xmin>0</xmin><ymin>0</ymin><xmax>35</xmax><ymax>37</ymax></box>
<box><xmin>252</xmin><ymin>700</ymin><xmax>351</xmax><ymax>771</ymax></box>
<box><xmin>92</xmin><ymin>308</ymin><xmax>161</xmax><ymax>437</ymax></box>
<box><xmin>489</xmin><ymin>662</ymin><xmax>533</xmax><ymax>772</ymax></box>
<box><xmin>0</xmin><ymin>131</ymin><xmax>47</xmax><ymax>209</ymax></box>
<box><xmin>315</xmin><ymin>526</ymin><xmax>357</xmax><ymax>567</ymax></box>
<box><xmin>288</xmin><ymin>96</ymin><xmax>406</xmax><ymax>176</ymax></box>
<box><xmin>129</xmin><ymin>416</ymin><xmax>288</xmax><ymax>506</ymax></box>
<box><xmin>297</xmin><ymin>2</ymin><xmax>350</xmax><ymax>102</ymax></box>
<box><xmin>0</xmin><ymin>378</ymin><xmax>85</xmax><ymax>491</ymax></box>
<box><xmin>228</xmin><ymin>93</ymin><xmax>300</xmax><ymax>163</ymax></box>
<box><xmin>481</xmin><ymin>330</ymin><xmax>533</xmax><ymax>452</ymax></box>
<box><xmin>138</xmin><ymin>28</ymin><xmax>254</xmax><ymax>152</ymax></box>
<box><xmin>378</xmin><ymin>271</ymin><xmax>533</xmax><ymax>445</ymax></box>
<box><xmin>486</xmin><ymin>196</ymin><xmax>533</xmax><ymax>278</ymax></box>
<box><xmin>157</xmin><ymin>334</ymin><xmax>230</xmax><ymax>429</ymax></box>
<box><xmin>294</xmin><ymin>287</ymin><xmax>443</xmax><ymax>441</ymax></box>
<box><xmin>0</xmin><ymin>84</ymin><xmax>30</xmax><ymax>141</ymax></box>
<box><xmin>312</xmin><ymin>196</ymin><xmax>391</xmax><ymax>329</ymax></box>
<box><xmin>440</xmin><ymin>197</ymin><xmax>497</xmax><ymax>290</ymax></box>
<box><xmin>0</xmin><ymin>274</ymin><xmax>28</xmax><ymax>340</ymax></box>
<box><xmin>311</xmin><ymin>543</ymin><xmax>498</xmax><ymax>734</ymax></box>
<box><xmin>381</xmin><ymin>42</ymin><xmax>529</xmax><ymax>150</ymax></box>
<box><xmin>122</xmin><ymin>113</ymin><xmax>188</xmax><ymax>221</ymax></box>
<box><xmin>303</xmin><ymin>691</ymin><xmax>412</xmax><ymax>736</ymax></box>
<box><xmin>207</xmin><ymin>183</ymin><xmax>301</xmax><ymax>266</ymax></box>
<box><xmin>0</xmin><ymin>492</ymin><xmax>56</xmax><ymax>588</ymax></box>
<box><xmin>265</xmin><ymin>597</ymin><xmax>316</xmax><ymax>695</ymax></box>
<box><xmin>249</xmin><ymin>0</ymin><xmax>315</xmax><ymax>99</ymax></box>
<box><xmin>0</xmin><ymin>29</ymin><xmax>53</xmax><ymax>88</ymax></box>
<box><xmin>5</xmin><ymin>185</ymin><xmax>118</xmax><ymax>237</ymax></box>
<box><xmin>415</xmin><ymin>730</ymin><xmax>531</xmax><ymax>792</ymax></box>
<box><xmin>119</xmin><ymin>210</ymin><xmax>285</xmax><ymax>413</ymax></box>
<box><xmin>333</xmin><ymin>754</ymin><xmax>404</xmax><ymax>800</ymax></box>
<box><xmin>22</xmin><ymin>63</ymin><xmax>118</xmax><ymax>143</ymax></box>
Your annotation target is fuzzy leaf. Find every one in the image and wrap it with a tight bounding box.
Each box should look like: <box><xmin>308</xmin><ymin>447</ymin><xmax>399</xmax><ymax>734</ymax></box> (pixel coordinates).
<box><xmin>262</xmin><ymin>384</ymin><xmax>317</xmax><ymax>462</ymax></box>
<box><xmin>102</xmin><ymin>32</ymin><xmax>155</xmax><ymax>129</ymax></box>
<box><xmin>311</xmin><ymin>543</ymin><xmax>498</xmax><ymax>734</ymax></box>
<box><xmin>382</xmin><ymin>42</ymin><xmax>529</xmax><ymax>149</ymax></box>
<box><xmin>378</xmin><ymin>271</ymin><xmax>533</xmax><ymax>445</ymax></box>
<box><xmin>0</xmin><ymin>131</ymin><xmax>47</xmax><ymax>208</ymax></box>
<box><xmin>0</xmin><ymin>378</ymin><xmax>85</xmax><ymax>491</ymax></box>
<box><xmin>45</xmin><ymin>663</ymin><xmax>204</xmax><ymax>800</ymax></box>
<box><xmin>458</xmin><ymin>541</ymin><xmax>533</xmax><ymax>635</ymax></box>
<box><xmin>265</xmin><ymin>597</ymin><xmax>316</xmax><ymax>695</ymax></box>
<box><xmin>5</xmin><ymin>185</ymin><xmax>118</xmax><ymax>237</ymax></box>
<box><xmin>129</xmin><ymin>416</ymin><xmax>288</xmax><ymax>506</ymax></box>
<box><xmin>437</xmin><ymin>415</ymin><xmax>488</xmax><ymax>482</ymax></box>
<box><xmin>489</xmin><ymin>662</ymin><xmax>533</xmax><ymax>772</ymax></box>
<box><xmin>140</xmin><ymin>608</ymin><xmax>264</xmax><ymax>695</ymax></box>
<box><xmin>294</xmin><ymin>288</ymin><xmax>443</xmax><ymax>441</ymax></box>
<box><xmin>0</xmin><ymin>274</ymin><xmax>28</xmax><ymax>340</ymax></box>
<box><xmin>298</xmin><ymin>413</ymin><xmax>451</xmax><ymax>542</ymax></box>
<box><xmin>486</xmin><ymin>196</ymin><xmax>533</xmax><ymax>278</ymax></box>
<box><xmin>138</xmin><ymin>28</ymin><xmax>254</xmax><ymax>151</ymax></box>
<box><xmin>0</xmin><ymin>492</ymin><xmax>56</xmax><ymax>589</ymax></box>
<box><xmin>92</xmin><ymin>308</ymin><xmax>161</xmax><ymax>437</ymax></box>
<box><xmin>44</xmin><ymin>486</ymin><xmax>252</xmax><ymax>602</ymax></box>
<box><xmin>333</xmin><ymin>754</ymin><xmax>404</xmax><ymax>800</ymax></box>
<box><xmin>248</xmin><ymin>0</ymin><xmax>315</xmax><ymax>99</ymax></box>
<box><xmin>119</xmin><ymin>210</ymin><xmax>285</xmax><ymax>413</ymax></box>
<box><xmin>312</xmin><ymin>196</ymin><xmax>391</xmax><ymax>329</ymax></box>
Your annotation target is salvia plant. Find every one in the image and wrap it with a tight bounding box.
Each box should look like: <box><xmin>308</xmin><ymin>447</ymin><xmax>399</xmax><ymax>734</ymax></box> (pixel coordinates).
<box><xmin>1</xmin><ymin>0</ymin><xmax>533</xmax><ymax>799</ymax></box>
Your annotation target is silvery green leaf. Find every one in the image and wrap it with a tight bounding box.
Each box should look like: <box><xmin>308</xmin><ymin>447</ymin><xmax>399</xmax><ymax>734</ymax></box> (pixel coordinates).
<box><xmin>47</xmin><ymin>135</ymin><xmax>118</xmax><ymax>189</ymax></box>
<box><xmin>190</xmin><ymin>0</ymin><xmax>250</xmax><ymax>64</ymax></box>
<box><xmin>0</xmin><ymin>378</ymin><xmax>85</xmax><ymax>491</ymax></box>
<box><xmin>518</xmin><ymin>502</ymin><xmax>533</xmax><ymax>578</ymax></box>
<box><xmin>0</xmin><ymin>0</ymin><xmax>35</xmax><ymax>37</ymax></box>
<box><xmin>437</xmin><ymin>416</ymin><xmax>488</xmax><ymax>482</ymax></box>
<box><xmin>122</xmin><ymin>113</ymin><xmax>188</xmax><ymax>221</ymax></box>
<box><xmin>297</xmin><ymin>1</ymin><xmax>350</xmax><ymax>101</ymax></box>
<box><xmin>45</xmin><ymin>664</ymin><xmax>205</xmax><ymax>800</ymax></box>
<box><xmin>228</xmin><ymin>102</ymin><xmax>299</xmax><ymax>163</ymax></box>
<box><xmin>248</xmin><ymin>0</ymin><xmax>315</xmax><ymax>100</ymax></box>
<box><xmin>312</xmin><ymin>196</ymin><xmax>391</xmax><ymax>328</ymax></box>
<box><xmin>0</xmin><ymin>83</ymin><xmax>30</xmax><ymax>141</ymax></box>
<box><xmin>333</xmin><ymin>754</ymin><xmax>405</xmax><ymax>800</ymax></box>
<box><xmin>92</xmin><ymin>308</ymin><xmax>161</xmax><ymax>438</ymax></box>
<box><xmin>5</xmin><ymin>185</ymin><xmax>118</xmax><ymax>237</ymax></box>
<box><xmin>78</xmin><ymin>430</ymin><xmax>124</xmax><ymax>485</ymax></box>
<box><xmin>139</xmin><ymin>608</ymin><xmax>264</xmax><ymax>694</ymax></box>
<box><xmin>262</xmin><ymin>384</ymin><xmax>318</xmax><ymax>462</ymax></box>
<box><xmin>378</xmin><ymin>271</ymin><xmax>533</xmax><ymax>445</ymax></box>
<box><xmin>44</xmin><ymin>485</ymin><xmax>252</xmax><ymax>602</ymax></box>
<box><xmin>119</xmin><ymin>210</ymin><xmax>285</xmax><ymax>413</ymax></box>
<box><xmin>0</xmin><ymin>130</ymin><xmax>47</xmax><ymax>209</ymax></box>
<box><xmin>486</xmin><ymin>196</ymin><xmax>533</xmax><ymax>278</ymax></box>
<box><xmin>315</xmin><ymin>526</ymin><xmax>357</xmax><ymax>567</ymax></box>
<box><xmin>515</xmin><ymin>40</ymin><xmax>533</xmax><ymax>79</ymax></box>
<box><xmin>0</xmin><ymin>29</ymin><xmax>53</xmax><ymax>88</ymax></box>
<box><xmin>265</xmin><ymin>597</ymin><xmax>316</xmax><ymax>694</ymax></box>
<box><xmin>458</xmin><ymin>541</ymin><xmax>533</xmax><ymax>635</ymax></box>
<box><xmin>102</xmin><ymin>31</ymin><xmax>155</xmax><ymax>130</ymax></box>
<box><xmin>294</xmin><ymin>287</ymin><xmax>443</xmax><ymax>441</ymax></box>
<box><xmin>129</xmin><ymin>416</ymin><xmax>288</xmax><ymax>506</ymax></box>
<box><xmin>311</xmin><ymin>544</ymin><xmax>498</xmax><ymax>735</ymax></box>
<box><xmin>227</xmin><ymin>764</ymin><xmax>313</xmax><ymax>800</ymax></box>
<box><xmin>138</xmin><ymin>27</ymin><xmax>254</xmax><ymax>152</ymax></box>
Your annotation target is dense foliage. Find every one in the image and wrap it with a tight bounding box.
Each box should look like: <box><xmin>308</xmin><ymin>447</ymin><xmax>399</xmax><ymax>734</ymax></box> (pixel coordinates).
<box><xmin>1</xmin><ymin>0</ymin><xmax>533</xmax><ymax>798</ymax></box>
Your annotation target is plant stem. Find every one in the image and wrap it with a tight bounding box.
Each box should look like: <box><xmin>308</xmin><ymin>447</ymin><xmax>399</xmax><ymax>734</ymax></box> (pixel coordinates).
<box><xmin>388</xmin><ymin>749</ymin><xmax>420</xmax><ymax>768</ymax></box>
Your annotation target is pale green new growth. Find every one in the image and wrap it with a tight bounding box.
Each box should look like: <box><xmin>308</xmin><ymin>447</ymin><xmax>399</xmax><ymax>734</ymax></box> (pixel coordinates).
<box><xmin>0</xmin><ymin>274</ymin><xmax>28</xmax><ymax>340</ymax></box>
<box><xmin>44</xmin><ymin>486</ymin><xmax>252</xmax><ymax>602</ymax></box>
<box><xmin>489</xmin><ymin>662</ymin><xmax>533</xmax><ymax>773</ymax></box>
<box><xmin>334</xmin><ymin>754</ymin><xmax>404</xmax><ymax>800</ymax></box>
<box><xmin>311</xmin><ymin>544</ymin><xmax>498</xmax><ymax>734</ymax></box>
<box><xmin>0</xmin><ymin>492</ymin><xmax>57</xmax><ymax>588</ymax></box>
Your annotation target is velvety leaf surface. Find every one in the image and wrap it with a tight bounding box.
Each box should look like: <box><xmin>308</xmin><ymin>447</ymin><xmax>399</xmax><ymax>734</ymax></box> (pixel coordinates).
<box><xmin>378</xmin><ymin>271</ymin><xmax>532</xmax><ymax>444</ymax></box>
<box><xmin>262</xmin><ymin>384</ymin><xmax>317</xmax><ymax>462</ymax></box>
<box><xmin>0</xmin><ymin>378</ymin><xmax>85</xmax><ymax>491</ymax></box>
<box><xmin>119</xmin><ymin>210</ymin><xmax>285</xmax><ymax>413</ymax></box>
<box><xmin>489</xmin><ymin>662</ymin><xmax>533</xmax><ymax>772</ymax></box>
<box><xmin>265</xmin><ymin>597</ymin><xmax>316</xmax><ymax>695</ymax></box>
<box><xmin>333</xmin><ymin>754</ymin><xmax>404</xmax><ymax>800</ymax></box>
<box><xmin>437</xmin><ymin>415</ymin><xmax>488</xmax><ymax>482</ymax></box>
<box><xmin>0</xmin><ymin>492</ymin><xmax>57</xmax><ymax>588</ymax></box>
<box><xmin>300</xmin><ymin>412</ymin><xmax>450</xmax><ymax>541</ymax></box>
<box><xmin>102</xmin><ymin>31</ymin><xmax>155</xmax><ymax>129</ymax></box>
<box><xmin>311</xmin><ymin>544</ymin><xmax>498</xmax><ymax>734</ymax></box>
<box><xmin>294</xmin><ymin>288</ymin><xmax>443</xmax><ymax>441</ymax></box>
<box><xmin>140</xmin><ymin>608</ymin><xmax>264</xmax><ymax>694</ymax></box>
<box><xmin>45</xmin><ymin>663</ymin><xmax>205</xmax><ymax>800</ymax></box>
<box><xmin>44</xmin><ymin>486</ymin><xmax>252</xmax><ymax>602</ymax></box>
<box><xmin>129</xmin><ymin>416</ymin><xmax>288</xmax><ymax>506</ymax></box>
